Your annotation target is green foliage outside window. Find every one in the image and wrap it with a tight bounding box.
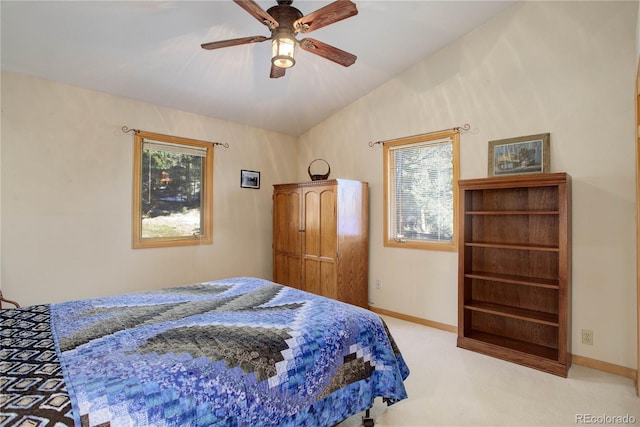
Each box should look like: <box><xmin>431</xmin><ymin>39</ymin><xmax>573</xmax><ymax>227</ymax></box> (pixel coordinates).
<box><xmin>141</xmin><ymin>149</ymin><xmax>203</xmax><ymax>238</ymax></box>
<box><xmin>384</xmin><ymin>130</ymin><xmax>459</xmax><ymax>251</ymax></box>
<box><xmin>132</xmin><ymin>130</ymin><xmax>213</xmax><ymax>249</ymax></box>
<box><xmin>392</xmin><ymin>143</ymin><xmax>453</xmax><ymax>242</ymax></box>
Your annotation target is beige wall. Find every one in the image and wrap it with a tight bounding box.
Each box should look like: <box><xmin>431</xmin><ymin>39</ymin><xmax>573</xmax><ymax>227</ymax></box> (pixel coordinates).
<box><xmin>1</xmin><ymin>1</ymin><xmax>638</xmax><ymax>371</ymax></box>
<box><xmin>1</xmin><ymin>71</ymin><xmax>298</xmax><ymax>305</ymax></box>
<box><xmin>299</xmin><ymin>1</ymin><xmax>638</xmax><ymax>369</ymax></box>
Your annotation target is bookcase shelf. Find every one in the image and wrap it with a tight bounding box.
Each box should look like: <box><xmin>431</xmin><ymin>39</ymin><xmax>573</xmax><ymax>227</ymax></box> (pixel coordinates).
<box><xmin>457</xmin><ymin>173</ymin><xmax>571</xmax><ymax>377</ymax></box>
<box><xmin>466</xmin><ymin>210</ymin><xmax>560</xmax><ymax>215</ymax></box>
<box><xmin>459</xmin><ymin>332</ymin><xmax>559</xmax><ymax>363</ymax></box>
<box><xmin>464</xmin><ymin>300</ymin><xmax>559</xmax><ymax>326</ymax></box>
<box><xmin>464</xmin><ymin>271</ymin><xmax>560</xmax><ymax>289</ymax></box>
<box><xmin>464</xmin><ymin>242</ymin><xmax>560</xmax><ymax>252</ymax></box>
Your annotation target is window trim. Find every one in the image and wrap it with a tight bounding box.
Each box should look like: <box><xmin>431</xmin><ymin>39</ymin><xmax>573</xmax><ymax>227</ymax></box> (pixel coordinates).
<box><xmin>132</xmin><ymin>130</ymin><xmax>214</xmax><ymax>249</ymax></box>
<box><xmin>383</xmin><ymin>129</ymin><xmax>460</xmax><ymax>251</ymax></box>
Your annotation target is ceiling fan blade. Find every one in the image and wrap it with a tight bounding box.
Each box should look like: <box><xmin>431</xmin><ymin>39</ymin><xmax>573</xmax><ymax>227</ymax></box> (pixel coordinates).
<box><xmin>294</xmin><ymin>0</ymin><xmax>358</xmax><ymax>34</ymax></box>
<box><xmin>270</xmin><ymin>64</ymin><xmax>286</xmax><ymax>79</ymax></box>
<box><xmin>233</xmin><ymin>0</ymin><xmax>279</xmax><ymax>29</ymax></box>
<box><xmin>201</xmin><ymin>35</ymin><xmax>269</xmax><ymax>50</ymax></box>
<box><xmin>299</xmin><ymin>38</ymin><xmax>357</xmax><ymax>67</ymax></box>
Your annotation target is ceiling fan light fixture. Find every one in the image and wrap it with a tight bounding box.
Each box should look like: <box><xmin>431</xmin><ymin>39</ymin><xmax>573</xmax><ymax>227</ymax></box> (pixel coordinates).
<box><xmin>271</xmin><ymin>34</ymin><xmax>296</xmax><ymax>69</ymax></box>
<box><xmin>201</xmin><ymin>0</ymin><xmax>359</xmax><ymax>78</ymax></box>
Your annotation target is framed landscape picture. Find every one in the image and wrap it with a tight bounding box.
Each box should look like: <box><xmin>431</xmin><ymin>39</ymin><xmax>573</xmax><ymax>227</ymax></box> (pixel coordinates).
<box><xmin>488</xmin><ymin>133</ymin><xmax>550</xmax><ymax>177</ymax></box>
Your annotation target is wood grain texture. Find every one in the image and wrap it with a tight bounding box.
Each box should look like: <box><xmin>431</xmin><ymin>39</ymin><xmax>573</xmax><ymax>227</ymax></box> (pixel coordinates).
<box><xmin>273</xmin><ymin>188</ymin><xmax>302</xmax><ymax>289</ymax></box>
<box><xmin>273</xmin><ymin>180</ymin><xmax>368</xmax><ymax>308</ymax></box>
<box><xmin>458</xmin><ymin>173</ymin><xmax>571</xmax><ymax>377</ymax></box>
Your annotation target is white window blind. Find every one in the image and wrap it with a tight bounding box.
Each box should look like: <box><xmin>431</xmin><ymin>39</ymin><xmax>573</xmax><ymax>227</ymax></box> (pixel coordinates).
<box><xmin>388</xmin><ymin>137</ymin><xmax>454</xmax><ymax>243</ymax></box>
<box><xmin>143</xmin><ymin>140</ymin><xmax>207</xmax><ymax>157</ymax></box>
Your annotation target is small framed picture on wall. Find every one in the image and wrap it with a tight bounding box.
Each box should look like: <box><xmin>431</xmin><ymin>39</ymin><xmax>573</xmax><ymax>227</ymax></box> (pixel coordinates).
<box><xmin>240</xmin><ymin>170</ymin><xmax>260</xmax><ymax>189</ymax></box>
<box><xmin>488</xmin><ymin>133</ymin><xmax>550</xmax><ymax>177</ymax></box>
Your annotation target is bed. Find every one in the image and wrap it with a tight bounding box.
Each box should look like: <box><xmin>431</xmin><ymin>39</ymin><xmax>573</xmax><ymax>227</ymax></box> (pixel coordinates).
<box><xmin>0</xmin><ymin>277</ymin><xmax>409</xmax><ymax>426</ymax></box>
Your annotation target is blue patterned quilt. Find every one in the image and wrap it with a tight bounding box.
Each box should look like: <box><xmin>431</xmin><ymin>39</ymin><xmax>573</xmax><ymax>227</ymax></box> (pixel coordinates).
<box><xmin>1</xmin><ymin>277</ymin><xmax>409</xmax><ymax>426</ymax></box>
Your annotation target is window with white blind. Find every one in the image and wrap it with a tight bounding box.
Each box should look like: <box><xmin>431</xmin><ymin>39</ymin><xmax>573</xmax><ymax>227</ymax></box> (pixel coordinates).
<box><xmin>132</xmin><ymin>131</ymin><xmax>214</xmax><ymax>249</ymax></box>
<box><xmin>383</xmin><ymin>129</ymin><xmax>459</xmax><ymax>251</ymax></box>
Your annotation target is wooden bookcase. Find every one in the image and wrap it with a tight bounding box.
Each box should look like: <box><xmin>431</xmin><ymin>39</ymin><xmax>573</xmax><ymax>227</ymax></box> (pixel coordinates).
<box><xmin>457</xmin><ymin>173</ymin><xmax>571</xmax><ymax>376</ymax></box>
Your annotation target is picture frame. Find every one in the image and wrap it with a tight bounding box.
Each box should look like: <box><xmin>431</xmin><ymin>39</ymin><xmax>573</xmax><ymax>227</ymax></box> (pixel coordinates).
<box><xmin>488</xmin><ymin>133</ymin><xmax>550</xmax><ymax>177</ymax></box>
<box><xmin>240</xmin><ymin>169</ymin><xmax>260</xmax><ymax>189</ymax></box>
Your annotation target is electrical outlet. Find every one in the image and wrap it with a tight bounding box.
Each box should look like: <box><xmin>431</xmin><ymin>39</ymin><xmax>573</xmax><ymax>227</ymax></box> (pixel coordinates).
<box><xmin>375</xmin><ymin>280</ymin><xmax>381</xmax><ymax>289</ymax></box>
<box><xmin>581</xmin><ymin>329</ymin><xmax>594</xmax><ymax>346</ymax></box>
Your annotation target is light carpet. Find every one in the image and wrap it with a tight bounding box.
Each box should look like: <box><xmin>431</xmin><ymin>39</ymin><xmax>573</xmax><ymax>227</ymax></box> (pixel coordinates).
<box><xmin>339</xmin><ymin>315</ymin><xmax>639</xmax><ymax>426</ymax></box>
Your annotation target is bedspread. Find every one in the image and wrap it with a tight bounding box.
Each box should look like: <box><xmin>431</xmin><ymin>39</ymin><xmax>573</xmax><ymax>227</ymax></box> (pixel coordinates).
<box><xmin>1</xmin><ymin>277</ymin><xmax>409</xmax><ymax>426</ymax></box>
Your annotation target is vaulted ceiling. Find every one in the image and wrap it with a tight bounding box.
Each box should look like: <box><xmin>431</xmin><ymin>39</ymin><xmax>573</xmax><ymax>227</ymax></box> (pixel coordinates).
<box><xmin>1</xmin><ymin>1</ymin><xmax>514</xmax><ymax>136</ymax></box>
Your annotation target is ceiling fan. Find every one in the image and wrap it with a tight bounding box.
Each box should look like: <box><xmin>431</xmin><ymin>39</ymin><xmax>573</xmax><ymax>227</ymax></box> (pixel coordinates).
<box><xmin>201</xmin><ymin>0</ymin><xmax>358</xmax><ymax>79</ymax></box>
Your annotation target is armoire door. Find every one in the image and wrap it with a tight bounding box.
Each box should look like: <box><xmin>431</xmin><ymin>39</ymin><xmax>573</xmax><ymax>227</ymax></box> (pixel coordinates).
<box><xmin>273</xmin><ymin>188</ymin><xmax>301</xmax><ymax>289</ymax></box>
<box><xmin>302</xmin><ymin>185</ymin><xmax>337</xmax><ymax>299</ymax></box>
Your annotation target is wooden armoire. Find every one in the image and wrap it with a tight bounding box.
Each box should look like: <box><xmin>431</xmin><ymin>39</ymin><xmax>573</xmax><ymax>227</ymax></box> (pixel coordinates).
<box><xmin>272</xmin><ymin>179</ymin><xmax>369</xmax><ymax>308</ymax></box>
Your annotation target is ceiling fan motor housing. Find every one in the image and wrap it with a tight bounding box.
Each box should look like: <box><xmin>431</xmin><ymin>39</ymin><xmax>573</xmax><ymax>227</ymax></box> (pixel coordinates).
<box><xmin>267</xmin><ymin>4</ymin><xmax>303</xmax><ymax>33</ymax></box>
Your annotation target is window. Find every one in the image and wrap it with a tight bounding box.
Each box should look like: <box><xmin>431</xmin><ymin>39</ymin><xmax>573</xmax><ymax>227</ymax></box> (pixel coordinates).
<box><xmin>132</xmin><ymin>131</ymin><xmax>213</xmax><ymax>249</ymax></box>
<box><xmin>383</xmin><ymin>129</ymin><xmax>459</xmax><ymax>251</ymax></box>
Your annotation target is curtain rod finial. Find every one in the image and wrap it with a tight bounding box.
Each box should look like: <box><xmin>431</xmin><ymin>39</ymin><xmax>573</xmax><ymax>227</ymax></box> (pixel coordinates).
<box><xmin>122</xmin><ymin>126</ymin><xmax>139</xmax><ymax>134</ymax></box>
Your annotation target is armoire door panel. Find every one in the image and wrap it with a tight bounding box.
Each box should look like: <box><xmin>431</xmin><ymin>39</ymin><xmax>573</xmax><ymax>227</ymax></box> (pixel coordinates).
<box><xmin>303</xmin><ymin>259</ymin><xmax>320</xmax><ymax>296</ymax></box>
<box><xmin>273</xmin><ymin>193</ymin><xmax>289</xmax><ymax>253</ymax></box>
<box><xmin>319</xmin><ymin>190</ymin><xmax>337</xmax><ymax>259</ymax></box>
<box><xmin>319</xmin><ymin>261</ymin><xmax>337</xmax><ymax>300</ymax></box>
<box><xmin>303</xmin><ymin>187</ymin><xmax>337</xmax><ymax>258</ymax></box>
<box><xmin>274</xmin><ymin>253</ymin><xmax>301</xmax><ymax>289</ymax></box>
<box><xmin>303</xmin><ymin>190</ymin><xmax>321</xmax><ymax>256</ymax></box>
<box><xmin>286</xmin><ymin>255</ymin><xmax>301</xmax><ymax>289</ymax></box>
<box><xmin>286</xmin><ymin>192</ymin><xmax>301</xmax><ymax>253</ymax></box>
<box><xmin>273</xmin><ymin>190</ymin><xmax>301</xmax><ymax>255</ymax></box>
<box><xmin>302</xmin><ymin>258</ymin><xmax>336</xmax><ymax>299</ymax></box>
<box><xmin>274</xmin><ymin>252</ymin><xmax>287</xmax><ymax>284</ymax></box>
<box><xmin>273</xmin><ymin>188</ymin><xmax>302</xmax><ymax>288</ymax></box>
